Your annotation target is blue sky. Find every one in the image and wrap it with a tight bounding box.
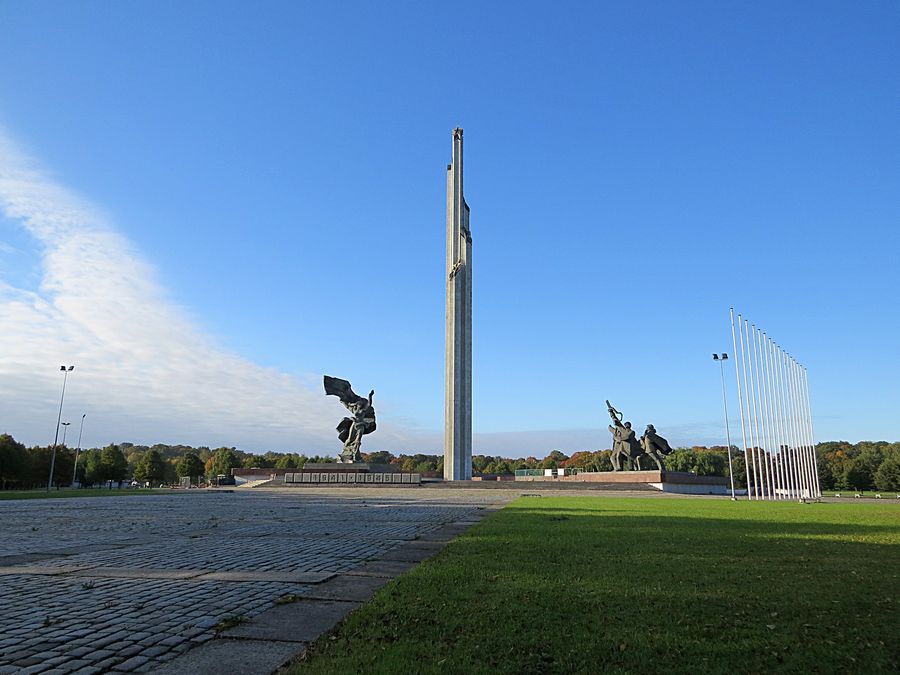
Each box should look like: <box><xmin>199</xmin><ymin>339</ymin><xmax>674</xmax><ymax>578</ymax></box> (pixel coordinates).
<box><xmin>1</xmin><ymin>1</ymin><xmax>898</xmax><ymax>455</ymax></box>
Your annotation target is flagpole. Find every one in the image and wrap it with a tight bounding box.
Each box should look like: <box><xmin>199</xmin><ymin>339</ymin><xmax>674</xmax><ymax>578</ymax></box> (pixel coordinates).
<box><xmin>769</xmin><ymin>338</ymin><xmax>787</xmax><ymax>499</ymax></box>
<box><xmin>730</xmin><ymin>309</ymin><xmax>748</xmax><ymax>499</ymax></box>
<box><xmin>795</xmin><ymin>358</ymin><xmax>815</xmax><ymax>499</ymax></box>
<box><xmin>754</xmin><ymin>327</ymin><xmax>775</xmax><ymax>500</ymax></box>
<box><xmin>761</xmin><ymin>334</ymin><xmax>780</xmax><ymax>499</ymax></box>
<box><xmin>776</xmin><ymin>346</ymin><xmax>797</xmax><ymax>499</ymax></box>
<box><xmin>747</xmin><ymin>323</ymin><xmax>765</xmax><ymax>499</ymax></box>
<box><xmin>787</xmin><ymin>355</ymin><xmax>807</xmax><ymax>499</ymax></box>
<box><xmin>803</xmin><ymin>367</ymin><xmax>821</xmax><ymax>498</ymax></box>
<box><xmin>738</xmin><ymin>318</ymin><xmax>757</xmax><ymax>499</ymax></box>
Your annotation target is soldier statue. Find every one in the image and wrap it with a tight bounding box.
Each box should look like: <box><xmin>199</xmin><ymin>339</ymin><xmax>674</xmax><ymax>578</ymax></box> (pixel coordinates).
<box><xmin>639</xmin><ymin>424</ymin><xmax>675</xmax><ymax>471</ymax></box>
<box><xmin>607</xmin><ymin>401</ymin><xmax>643</xmax><ymax>471</ymax></box>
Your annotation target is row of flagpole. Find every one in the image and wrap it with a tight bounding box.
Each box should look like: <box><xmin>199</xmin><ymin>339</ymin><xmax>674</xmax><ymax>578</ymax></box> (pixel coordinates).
<box><xmin>729</xmin><ymin>308</ymin><xmax>820</xmax><ymax>500</ymax></box>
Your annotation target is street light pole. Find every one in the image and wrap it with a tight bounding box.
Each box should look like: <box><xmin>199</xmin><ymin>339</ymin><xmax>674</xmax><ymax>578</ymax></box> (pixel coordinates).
<box><xmin>47</xmin><ymin>365</ymin><xmax>74</xmax><ymax>491</ymax></box>
<box><xmin>713</xmin><ymin>353</ymin><xmax>737</xmax><ymax>500</ymax></box>
<box><xmin>73</xmin><ymin>414</ymin><xmax>86</xmax><ymax>486</ymax></box>
<box><xmin>61</xmin><ymin>422</ymin><xmax>71</xmax><ymax>447</ymax></box>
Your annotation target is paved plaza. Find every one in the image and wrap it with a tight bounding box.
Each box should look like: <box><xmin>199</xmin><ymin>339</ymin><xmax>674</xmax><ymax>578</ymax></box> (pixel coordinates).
<box><xmin>0</xmin><ymin>488</ymin><xmax>509</xmax><ymax>674</ymax></box>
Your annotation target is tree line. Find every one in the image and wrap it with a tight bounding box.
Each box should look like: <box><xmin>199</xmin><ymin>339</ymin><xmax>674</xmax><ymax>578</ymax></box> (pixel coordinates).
<box><xmin>0</xmin><ymin>435</ymin><xmax>344</xmax><ymax>489</ymax></box>
<box><xmin>1</xmin><ymin>433</ymin><xmax>897</xmax><ymax>491</ymax></box>
<box><xmin>815</xmin><ymin>441</ymin><xmax>900</xmax><ymax>492</ymax></box>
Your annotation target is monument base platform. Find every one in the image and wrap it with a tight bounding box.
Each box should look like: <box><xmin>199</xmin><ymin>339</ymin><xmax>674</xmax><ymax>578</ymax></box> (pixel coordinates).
<box><xmin>516</xmin><ymin>471</ymin><xmax>730</xmax><ymax>495</ymax></box>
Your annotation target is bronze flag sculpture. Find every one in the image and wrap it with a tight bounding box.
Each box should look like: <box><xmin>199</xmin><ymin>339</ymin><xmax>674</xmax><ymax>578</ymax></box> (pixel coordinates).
<box><xmin>324</xmin><ymin>376</ymin><xmax>376</xmax><ymax>463</ymax></box>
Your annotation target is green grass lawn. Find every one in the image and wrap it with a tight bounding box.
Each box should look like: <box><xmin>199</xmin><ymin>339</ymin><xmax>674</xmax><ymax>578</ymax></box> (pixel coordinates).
<box><xmin>292</xmin><ymin>497</ymin><xmax>899</xmax><ymax>674</ymax></box>
<box><xmin>0</xmin><ymin>488</ymin><xmax>179</xmax><ymax>500</ymax></box>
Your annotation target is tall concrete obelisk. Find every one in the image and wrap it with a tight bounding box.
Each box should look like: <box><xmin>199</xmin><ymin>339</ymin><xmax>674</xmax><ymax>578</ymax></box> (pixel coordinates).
<box><xmin>444</xmin><ymin>128</ymin><xmax>472</xmax><ymax>480</ymax></box>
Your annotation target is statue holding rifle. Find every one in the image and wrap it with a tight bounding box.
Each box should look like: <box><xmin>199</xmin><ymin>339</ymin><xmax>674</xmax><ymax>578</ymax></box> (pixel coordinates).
<box><xmin>606</xmin><ymin>400</ymin><xmax>673</xmax><ymax>472</ymax></box>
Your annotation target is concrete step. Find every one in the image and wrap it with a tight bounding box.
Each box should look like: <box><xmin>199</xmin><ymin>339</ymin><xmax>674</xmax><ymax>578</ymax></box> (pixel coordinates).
<box><xmin>235</xmin><ymin>478</ymin><xmax>273</xmax><ymax>489</ymax></box>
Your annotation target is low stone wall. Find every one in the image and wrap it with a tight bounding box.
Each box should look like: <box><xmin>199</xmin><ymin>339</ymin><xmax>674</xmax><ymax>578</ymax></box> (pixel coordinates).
<box><xmin>520</xmin><ymin>470</ymin><xmax>727</xmax><ymax>485</ymax></box>
<box><xmin>514</xmin><ymin>471</ymin><xmax>729</xmax><ymax>494</ymax></box>
<box><xmin>516</xmin><ymin>471</ymin><xmax>663</xmax><ymax>483</ymax></box>
<box><xmin>284</xmin><ymin>472</ymin><xmax>421</xmax><ymax>485</ymax></box>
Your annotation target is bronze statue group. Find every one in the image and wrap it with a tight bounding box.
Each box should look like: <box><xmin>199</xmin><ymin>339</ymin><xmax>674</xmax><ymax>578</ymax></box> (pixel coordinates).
<box><xmin>606</xmin><ymin>400</ymin><xmax>675</xmax><ymax>472</ymax></box>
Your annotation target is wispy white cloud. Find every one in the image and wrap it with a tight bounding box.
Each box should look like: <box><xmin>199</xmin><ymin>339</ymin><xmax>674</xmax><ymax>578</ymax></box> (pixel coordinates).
<box><xmin>0</xmin><ymin>128</ymin><xmax>414</xmax><ymax>452</ymax></box>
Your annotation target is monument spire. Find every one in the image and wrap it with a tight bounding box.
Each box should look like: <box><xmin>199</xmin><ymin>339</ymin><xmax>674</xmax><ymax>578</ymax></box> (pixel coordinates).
<box><xmin>444</xmin><ymin>128</ymin><xmax>472</xmax><ymax>480</ymax></box>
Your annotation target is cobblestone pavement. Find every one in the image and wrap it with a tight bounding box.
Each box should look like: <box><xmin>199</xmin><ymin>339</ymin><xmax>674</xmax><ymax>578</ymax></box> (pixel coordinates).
<box><xmin>0</xmin><ymin>488</ymin><xmax>507</xmax><ymax>674</ymax></box>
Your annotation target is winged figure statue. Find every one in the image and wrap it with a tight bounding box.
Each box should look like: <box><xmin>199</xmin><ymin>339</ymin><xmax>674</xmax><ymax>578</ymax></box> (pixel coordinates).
<box><xmin>324</xmin><ymin>375</ymin><xmax>376</xmax><ymax>463</ymax></box>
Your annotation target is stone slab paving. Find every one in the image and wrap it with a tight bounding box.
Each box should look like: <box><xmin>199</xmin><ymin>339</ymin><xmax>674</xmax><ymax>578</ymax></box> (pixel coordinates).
<box><xmin>0</xmin><ymin>487</ymin><xmax>510</xmax><ymax>673</ymax></box>
<box><xmin>222</xmin><ymin>599</ymin><xmax>359</xmax><ymax>643</ymax></box>
<box><xmin>150</xmin><ymin>639</ymin><xmax>300</xmax><ymax>675</ymax></box>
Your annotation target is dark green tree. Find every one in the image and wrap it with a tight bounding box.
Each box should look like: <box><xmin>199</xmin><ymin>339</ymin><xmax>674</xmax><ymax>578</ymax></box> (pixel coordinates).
<box><xmin>472</xmin><ymin>455</ymin><xmax>491</xmax><ymax>474</ymax></box>
<box><xmin>243</xmin><ymin>454</ymin><xmax>274</xmax><ymax>469</ymax></box>
<box><xmin>588</xmin><ymin>451</ymin><xmax>613</xmax><ymax>472</ymax></box>
<box><xmin>133</xmin><ymin>449</ymin><xmax>166</xmax><ymax>485</ymax></box>
<box><xmin>176</xmin><ymin>453</ymin><xmax>205</xmax><ymax>483</ymax></box>
<box><xmin>728</xmin><ymin>452</ymin><xmax>747</xmax><ymax>489</ymax></box>
<box><xmin>694</xmin><ymin>452</ymin><xmax>726</xmax><ymax>477</ymax></box>
<box><xmin>540</xmin><ymin>450</ymin><xmax>569</xmax><ymax>470</ymax></box>
<box><xmin>493</xmin><ymin>459</ymin><xmax>513</xmax><ymax>475</ymax></box>
<box><xmin>664</xmin><ymin>449</ymin><xmax>696</xmax><ymax>473</ymax></box>
<box><xmin>0</xmin><ymin>434</ymin><xmax>30</xmax><ymax>489</ymax></box>
<box><xmin>844</xmin><ymin>452</ymin><xmax>879</xmax><ymax>491</ymax></box>
<box><xmin>274</xmin><ymin>454</ymin><xmax>297</xmax><ymax>469</ymax></box>
<box><xmin>80</xmin><ymin>449</ymin><xmax>102</xmax><ymax>485</ymax></box>
<box><xmin>99</xmin><ymin>445</ymin><xmax>129</xmax><ymax>484</ymax></box>
<box><xmin>162</xmin><ymin>459</ymin><xmax>178</xmax><ymax>484</ymax></box>
<box><xmin>209</xmin><ymin>447</ymin><xmax>241</xmax><ymax>477</ymax></box>
<box><xmin>873</xmin><ymin>457</ymin><xmax>900</xmax><ymax>492</ymax></box>
<box><xmin>28</xmin><ymin>445</ymin><xmax>75</xmax><ymax>488</ymax></box>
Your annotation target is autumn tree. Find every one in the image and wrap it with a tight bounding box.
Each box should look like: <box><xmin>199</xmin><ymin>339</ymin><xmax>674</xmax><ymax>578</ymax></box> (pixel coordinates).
<box><xmin>363</xmin><ymin>451</ymin><xmax>393</xmax><ymax>465</ymax></box>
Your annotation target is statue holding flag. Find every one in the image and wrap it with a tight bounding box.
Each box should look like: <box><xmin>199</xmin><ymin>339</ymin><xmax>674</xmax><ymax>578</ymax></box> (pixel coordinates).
<box><xmin>324</xmin><ymin>376</ymin><xmax>377</xmax><ymax>463</ymax></box>
<box><xmin>606</xmin><ymin>400</ymin><xmax>674</xmax><ymax>472</ymax></box>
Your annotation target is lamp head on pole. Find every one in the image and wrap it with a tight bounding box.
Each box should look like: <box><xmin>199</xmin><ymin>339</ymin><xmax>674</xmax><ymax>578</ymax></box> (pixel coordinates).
<box><xmin>712</xmin><ymin>354</ymin><xmax>719</xmax><ymax>361</ymax></box>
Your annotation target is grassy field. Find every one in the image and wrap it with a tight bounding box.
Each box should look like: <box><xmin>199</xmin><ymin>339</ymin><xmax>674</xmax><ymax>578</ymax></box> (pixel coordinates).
<box><xmin>0</xmin><ymin>488</ymin><xmax>178</xmax><ymax>500</ymax></box>
<box><xmin>292</xmin><ymin>497</ymin><xmax>899</xmax><ymax>674</ymax></box>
